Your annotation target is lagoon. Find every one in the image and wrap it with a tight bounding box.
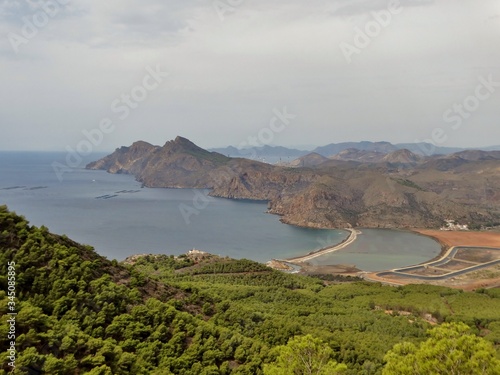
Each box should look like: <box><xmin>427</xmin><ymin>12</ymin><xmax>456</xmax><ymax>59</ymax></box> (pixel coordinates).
<box><xmin>310</xmin><ymin>229</ymin><xmax>441</xmax><ymax>271</ymax></box>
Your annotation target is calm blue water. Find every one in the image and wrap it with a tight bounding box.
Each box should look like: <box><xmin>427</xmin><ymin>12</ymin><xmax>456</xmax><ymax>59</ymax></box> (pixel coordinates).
<box><xmin>0</xmin><ymin>152</ymin><xmax>441</xmax><ymax>269</ymax></box>
<box><xmin>0</xmin><ymin>152</ymin><xmax>348</xmax><ymax>263</ymax></box>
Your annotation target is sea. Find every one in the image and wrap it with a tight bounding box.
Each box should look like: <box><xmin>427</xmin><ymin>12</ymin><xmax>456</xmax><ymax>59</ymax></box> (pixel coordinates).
<box><xmin>0</xmin><ymin>152</ymin><xmax>441</xmax><ymax>271</ymax></box>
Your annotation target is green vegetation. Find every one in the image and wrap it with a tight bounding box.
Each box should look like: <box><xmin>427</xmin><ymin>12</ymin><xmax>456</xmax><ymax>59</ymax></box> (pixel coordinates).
<box><xmin>263</xmin><ymin>334</ymin><xmax>347</xmax><ymax>374</ymax></box>
<box><xmin>1</xmin><ymin>205</ymin><xmax>500</xmax><ymax>374</ymax></box>
<box><xmin>391</xmin><ymin>178</ymin><xmax>426</xmax><ymax>191</ymax></box>
<box><xmin>184</xmin><ymin>148</ymin><xmax>231</xmax><ymax>165</ymax></box>
<box><xmin>383</xmin><ymin>322</ymin><xmax>500</xmax><ymax>374</ymax></box>
<box><xmin>469</xmin><ymin>222</ymin><xmax>500</xmax><ymax>230</ymax></box>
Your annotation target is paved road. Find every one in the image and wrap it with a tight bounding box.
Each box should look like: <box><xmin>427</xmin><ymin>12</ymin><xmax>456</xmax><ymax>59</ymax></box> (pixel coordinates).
<box><xmin>366</xmin><ymin>246</ymin><xmax>500</xmax><ymax>282</ymax></box>
<box><xmin>284</xmin><ymin>228</ymin><xmax>357</xmax><ymax>263</ymax></box>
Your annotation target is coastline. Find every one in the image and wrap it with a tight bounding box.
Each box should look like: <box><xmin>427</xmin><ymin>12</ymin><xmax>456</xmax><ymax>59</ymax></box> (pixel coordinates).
<box><xmin>409</xmin><ymin>229</ymin><xmax>451</xmax><ymax>263</ymax></box>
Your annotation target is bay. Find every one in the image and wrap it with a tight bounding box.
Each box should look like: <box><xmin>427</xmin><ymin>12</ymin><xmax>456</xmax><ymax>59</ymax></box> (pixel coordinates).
<box><xmin>0</xmin><ymin>152</ymin><xmax>347</xmax><ymax>263</ymax></box>
<box><xmin>0</xmin><ymin>152</ymin><xmax>441</xmax><ymax>269</ymax></box>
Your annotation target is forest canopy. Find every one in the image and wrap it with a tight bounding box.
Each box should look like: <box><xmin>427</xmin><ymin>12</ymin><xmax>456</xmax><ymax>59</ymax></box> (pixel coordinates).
<box><xmin>1</xmin><ymin>205</ymin><xmax>499</xmax><ymax>374</ymax></box>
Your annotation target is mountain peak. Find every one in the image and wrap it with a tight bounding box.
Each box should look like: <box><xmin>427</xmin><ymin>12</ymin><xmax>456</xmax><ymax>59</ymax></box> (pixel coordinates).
<box><xmin>129</xmin><ymin>140</ymin><xmax>156</xmax><ymax>150</ymax></box>
<box><xmin>163</xmin><ymin>136</ymin><xmax>207</xmax><ymax>154</ymax></box>
<box><xmin>174</xmin><ymin>135</ymin><xmax>192</xmax><ymax>144</ymax></box>
<box><xmin>382</xmin><ymin>149</ymin><xmax>421</xmax><ymax>164</ymax></box>
<box><xmin>290</xmin><ymin>152</ymin><xmax>329</xmax><ymax>167</ymax></box>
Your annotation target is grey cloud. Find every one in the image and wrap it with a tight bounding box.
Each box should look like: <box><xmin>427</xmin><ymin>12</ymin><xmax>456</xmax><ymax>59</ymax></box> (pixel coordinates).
<box><xmin>0</xmin><ymin>0</ymin><xmax>77</xmax><ymax>23</ymax></box>
<box><xmin>331</xmin><ymin>0</ymin><xmax>434</xmax><ymax>17</ymax></box>
<box><xmin>99</xmin><ymin>1</ymin><xmax>199</xmax><ymax>37</ymax></box>
<box><xmin>0</xmin><ymin>0</ymin><xmax>499</xmax><ymax>151</ymax></box>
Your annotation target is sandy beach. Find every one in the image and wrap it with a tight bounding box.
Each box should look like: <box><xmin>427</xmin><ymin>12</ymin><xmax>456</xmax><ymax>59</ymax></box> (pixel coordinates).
<box><xmin>412</xmin><ymin>229</ymin><xmax>500</xmax><ymax>248</ymax></box>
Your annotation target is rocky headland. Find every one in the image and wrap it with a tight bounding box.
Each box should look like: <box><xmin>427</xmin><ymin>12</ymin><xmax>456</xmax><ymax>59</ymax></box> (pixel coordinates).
<box><xmin>87</xmin><ymin>136</ymin><xmax>500</xmax><ymax>229</ymax></box>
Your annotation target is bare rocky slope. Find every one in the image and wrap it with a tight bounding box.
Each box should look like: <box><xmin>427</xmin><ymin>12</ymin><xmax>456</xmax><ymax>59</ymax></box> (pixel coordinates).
<box><xmin>87</xmin><ymin>136</ymin><xmax>500</xmax><ymax>229</ymax></box>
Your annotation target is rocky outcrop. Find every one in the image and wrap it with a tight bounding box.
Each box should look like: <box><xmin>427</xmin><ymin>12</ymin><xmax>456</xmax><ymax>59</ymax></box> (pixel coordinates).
<box><xmin>380</xmin><ymin>149</ymin><xmax>422</xmax><ymax>165</ymax></box>
<box><xmin>88</xmin><ymin>136</ymin><xmax>232</xmax><ymax>188</ymax></box>
<box><xmin>87</xmin><ymin>141</ymin><xmax>159</xmax><ymax>174</ymax></box>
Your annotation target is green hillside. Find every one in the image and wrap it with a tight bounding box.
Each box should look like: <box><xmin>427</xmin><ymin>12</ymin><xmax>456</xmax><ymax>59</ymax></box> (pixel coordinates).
<box><xmin>1</xmin><ymin>205</ymin><xmax>499</xmax><ymax>374</ymax></box>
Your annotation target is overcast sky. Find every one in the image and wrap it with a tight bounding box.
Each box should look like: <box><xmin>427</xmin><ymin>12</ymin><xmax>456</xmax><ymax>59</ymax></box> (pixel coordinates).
<box><xmin>1</xmin><ymin>0</ymin><xmax>499</xmax><ymax>151</ymax></box>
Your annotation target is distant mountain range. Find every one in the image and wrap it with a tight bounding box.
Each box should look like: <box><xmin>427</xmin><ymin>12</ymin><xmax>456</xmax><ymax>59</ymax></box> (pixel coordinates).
<box><xmin>209</xmin><ymin>145</ymin><xmax>307</xmax><ymax>161</ymax></box>
<box><xmin>210</xmin><ymin>141</ymin><xmax>500</xmax><ymax>162</ymax></box>
<box><xmin>87</xmin><ymin>136</ymin><xmax>500</xmax><ymax>230</ymax></box>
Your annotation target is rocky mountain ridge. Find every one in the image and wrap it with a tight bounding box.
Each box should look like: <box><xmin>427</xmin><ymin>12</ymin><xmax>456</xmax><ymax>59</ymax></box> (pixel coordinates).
<box><xmin>210</xmin><ymin>141</ymin><xmax>500</xmax><ymax>160</ymax></box>
<box><xmin>87</xmin><ymin>137</ymin><xmax>500</xmax><ymax>229</ymax></box>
